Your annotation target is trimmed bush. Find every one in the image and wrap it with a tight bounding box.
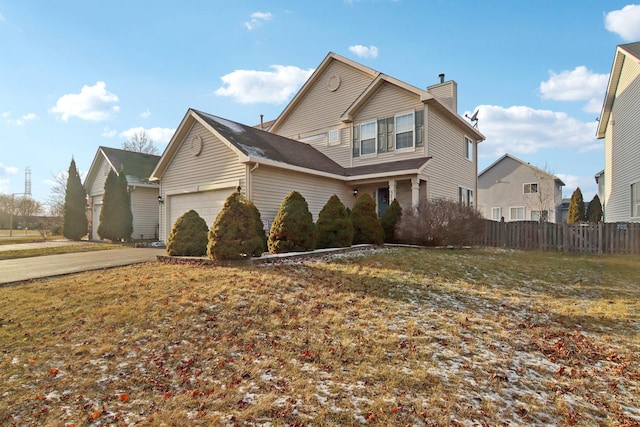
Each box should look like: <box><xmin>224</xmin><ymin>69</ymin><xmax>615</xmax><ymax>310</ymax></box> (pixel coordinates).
<box><xmin>351</xmin><ymin>193</ymin><xmax>384</xmax><ymax>245</ymax></box>
<box><xmin>166</xmin><ymin>209</ymin><xmax>208</xmax><ymax>256</ymax></box>
<box><xmin>268</xmin><ymin>191</ymin><xmax>317</xmax><ymax>253</ymax></box>
<box><xmin>316</xmin><ymin>195</ymin><xmax>353</xmax><ymax>249</ymax></box>
<box><xmin>208</xmin><ymin>192</ymin><xmax>266</xmax><ymax>260</ymax></box>
<box><xmin>396</xmin><ymin>198</ymin><xmax>483</xmax><ymax>246</ymax></box>
<box><xmin>380</xmin><ymin>199</ymin><xmax>402</xmax><ymax>243</ymax></box>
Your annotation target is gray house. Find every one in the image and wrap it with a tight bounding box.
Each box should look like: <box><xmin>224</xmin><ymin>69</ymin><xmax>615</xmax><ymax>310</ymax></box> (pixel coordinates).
<box><xmin>596</xmin><ymin>41</ymin><xmax>640</xmax><ymax>222</ymax></box>
<box><xmin>478</xmin><ymin>154</ymin><xmax>564</xmax><ymax>223</ymax></box>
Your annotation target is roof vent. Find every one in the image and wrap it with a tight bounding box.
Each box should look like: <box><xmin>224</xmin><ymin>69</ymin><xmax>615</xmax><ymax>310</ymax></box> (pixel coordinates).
<box><xmin>439</xmin><ymin>73</ymin><xmax>445</xmax><ymax>83</ymax></box>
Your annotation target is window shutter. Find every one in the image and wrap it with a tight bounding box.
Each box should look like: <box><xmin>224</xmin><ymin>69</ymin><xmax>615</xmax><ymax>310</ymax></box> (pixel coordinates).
<box><xmin>415</xmin><ymin>109</ymin><xmax>424</xmax><ymax>147</ymax></box>
<box><xmin>386</xmin><ymin>117</ymin><xmax>394</xmax><ymax>151</ymax></box>
<box><xmin>377</xmin><ymin>118</ymin><xmax>386</xmax><ymax>153</ymax></box>
<box><xmin>352</xmin><ymin>124</ymin><xmax>360</xmax><ymax>157</ymax></box>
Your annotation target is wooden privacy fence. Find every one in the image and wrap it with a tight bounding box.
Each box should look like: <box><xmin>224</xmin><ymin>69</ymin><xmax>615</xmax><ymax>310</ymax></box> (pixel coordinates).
<box><xmin>479</xmin><ymin>220</ymin><xmax>640</xmax><ymax>254</ymax></box>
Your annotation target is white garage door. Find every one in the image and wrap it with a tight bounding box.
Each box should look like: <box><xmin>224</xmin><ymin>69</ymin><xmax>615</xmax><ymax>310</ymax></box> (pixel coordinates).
<box><xmin>168</xmin><ymin>189</ymin><xmax>234</xmax><ymax>231</ymax></box>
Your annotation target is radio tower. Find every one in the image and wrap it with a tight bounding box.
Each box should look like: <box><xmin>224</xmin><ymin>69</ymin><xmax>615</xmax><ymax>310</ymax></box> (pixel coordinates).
<box><xmin>25</xmin><ymin>167</ymin><xmax>32</xmax><ymax>197</ymax></box>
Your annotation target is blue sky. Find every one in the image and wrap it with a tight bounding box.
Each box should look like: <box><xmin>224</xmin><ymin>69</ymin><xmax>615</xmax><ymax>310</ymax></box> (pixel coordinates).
<box><xmin>2</xmin><ymin>1</ymin><xmax>640</xmax><ymax>210</ymax></box>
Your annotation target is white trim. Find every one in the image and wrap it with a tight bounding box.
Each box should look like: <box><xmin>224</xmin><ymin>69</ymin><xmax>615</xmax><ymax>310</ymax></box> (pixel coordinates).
<box><xmin>464</xmin><ymin>136</ymin><xmax>473</xmax><ymax>161</ymax></box>
<box><xmin>491</xmin><ymin>207</ymin><xmax>502</xmax><ymax>221</ymax></box>
<box><xmin>328</xmin><ymin>128</ymin><xmax>340</xmax><ymax>145</ymax></box>
<box><xmin>360</xmin><ymin>120</ymin><xmax>377</xmax><ymax>156</ymax></box>
<box><xmin>509</xmin><ymin>206</ymin><xmax>525</xmax><ymax>221</ymax></box>
<box><xmin>523</xmin><ymin>182</ymin><xmax>538</xmax><ymax>194</ymax></box>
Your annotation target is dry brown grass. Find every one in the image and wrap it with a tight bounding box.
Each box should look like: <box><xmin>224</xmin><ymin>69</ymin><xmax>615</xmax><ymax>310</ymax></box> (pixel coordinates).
<box><xmin>0</xmin><ymin>247</ymin><xmax>638</xmax><ymax>426</ymax></box>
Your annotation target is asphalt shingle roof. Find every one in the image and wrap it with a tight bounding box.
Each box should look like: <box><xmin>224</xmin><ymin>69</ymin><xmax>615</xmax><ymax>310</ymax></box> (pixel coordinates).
<box><xmin>100</xmin><ymin>146</ymin><xmax>160</xmax><ymax>180</ymax></box>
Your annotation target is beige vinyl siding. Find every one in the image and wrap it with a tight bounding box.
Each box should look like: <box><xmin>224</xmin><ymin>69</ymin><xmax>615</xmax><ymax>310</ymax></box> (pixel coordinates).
<box><xmin>424</xmin><ymin>108</ymin><xmax>476</xmax><ymax>201</ymax></box>
<box><xmin>352</xmin><ymin>83</ymin><xmax>426</xmax><ymax>166</ymax></box>
<box><xmin>159</xmin><ymin>122</ymin><xmax>246</xmax><ymax>239</ymax></box>
<box><xmin>274</xmin><ymin>60</ymin><xmax>373</xmax><ymax>167</ymax></box>
<box><xmin>276</xmin><ymin>60</ymin><xmax>374</xmax><ymax>138</ymax></box>
<box><xmin>250</xmin><ymin>165</ymin><xmax>352</xmax><ymax>226</ymax></box>
<box><xmin>605</xmin><ymin>59</ymin><xmax>640</xmax><ymax>222</ymax></box>
<box><xmin>131</xmin><ymin>187</ymin><xmax>160</xmax><ymax>240</ymax></box>
<box><xmin>296</xmin><ymin>126</ymin><xmax>352</xmax><ymax>168</ymax></box>
<box><xmin>87</xmin><ymin>159</ymin><xmax>111</xmax><ymax>196</ymax></box>
<box><xmin>427</xmin><ymin>81</ymin><xmax>457</xmax><ymax>112</ymax></box>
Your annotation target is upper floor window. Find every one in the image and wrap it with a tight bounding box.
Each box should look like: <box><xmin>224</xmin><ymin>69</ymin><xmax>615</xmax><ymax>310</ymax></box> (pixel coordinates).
<box><xmin>353</xmin><ymin>109</ymin><xmax>423</xmax><ymax>157</ymax></box>
<box><xmin>464</xmin><ymin>137</ymin><xmax>474</xmax><ymax>160</ymax></box>
<box><xmin>328</xmin><ymin>129</ymin><xmax>340</xmax><ymax>145</ymax></box>
<box><xmin>395</xmin><ymin>111</ymin><xmax>414</xmax><ymax>150</ymax></box>
<box><xmin>523</xmin><ymin>183</ymin><xmax>538</xmax><ymax>194</ymax></box>
<box><xmin>632</xmin><ymin>182</ymin><xmax>640</xmax><ymax>217</ymax></box>
<box><xmin>360</xmin><ymin>121</ymin><xmax>377</xmax><ymax>156</ymax></box>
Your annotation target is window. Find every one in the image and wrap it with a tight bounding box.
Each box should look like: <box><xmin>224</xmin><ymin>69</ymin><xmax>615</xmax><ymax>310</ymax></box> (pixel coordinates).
<box><xmin>395</xmin><ymin>111</ymin><xmax>414</xmax><ymax>150</ymax></box>
<box><xmin>510</xmin><ymin>207</ymin><xmax>525</xmax><ymax>221</ymax></box>
<box><xmin>523</xmin><ymin>183</ymin><xmax>538</xmax><ymax>194</ymax></box>
<box><xmin>328</xmin><ymin>129</ymin><xmax>340</xmax><ymax>145</ymax></box>
<box><xmin>491</xmin><ymin>207</ymin><xmax>502</xmax><ymax>221</ymax></box>
<box><xmin>458</xmin><ymin>187</ymin><xmax>474</xmax><ymax>207</ymax></box>
<box><xmin>531</xmin><ymin>210</ymin><xmax>549</xmax><ymax>222</ymax></box>
<box><xmin>464</xmin><ymin>137</ymin><xmax>474</xmax><ymax>160</ymax></box>
<box><xmin>360</xmin><ymin>121</ymin><xmax>377</xmax><ymax>156</ymax></box>
<box><xmin>632</xmin><ymin>182</ymin><xmax>640</xmax><ymax>217</ymax></box>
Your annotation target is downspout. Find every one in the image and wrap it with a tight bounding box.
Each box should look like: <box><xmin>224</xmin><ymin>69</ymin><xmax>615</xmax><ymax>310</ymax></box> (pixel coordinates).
<box><xmin>248</xmin><ymin>163</ymin><xmax>260</xmax><ymax>201</ymax></box>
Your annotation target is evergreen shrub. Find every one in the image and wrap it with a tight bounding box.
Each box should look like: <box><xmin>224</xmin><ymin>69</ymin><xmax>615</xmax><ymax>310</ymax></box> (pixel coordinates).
<box><xmin>380</xmin><ymin>199</ymin><xmax>402</xmax><ymax>243</ymax></box>
<box><xmin>351</xmin><ymin>193</ymin><xmax>384</xmax><ymax>245</ymax></box>
<box><xmin>268</xmin><ymin>191</ymin><xmax>317</xmax><ymax>253</ymax></box>
<box><xmin>316</xmin><ymin>195</ymin><xmax>353</xmax><ymax>249</ymax></box>
<box><xmin>167</xmin><ymin>209</ymin><xmax>208</xmax><ymax>256</ymax></box>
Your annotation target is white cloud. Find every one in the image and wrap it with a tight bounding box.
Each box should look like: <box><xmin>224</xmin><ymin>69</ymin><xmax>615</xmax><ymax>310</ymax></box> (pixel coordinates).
<box><xmin>348</xmin><ymin>45</ymin><xmax>379</xmax><ymax>59</ymax></box>
<box><xmin>215</xmin><ymin>65</ymin><xmax>314</xmax><ymax>104</ymax></box>
<box><xmin>472</xmin><ymin>105</ymin><xmax>601</xmax><ymax>157</ymax></box>
<box><xmin>0</xmin><ymin>162</ymin><xmax>18</xmax><ymax>176</ymax></box>
<box><xmin>0</xmin><ymin>162</ymin><xmax>18</xmax><ymax>193</ymax></box>
<box><xmin>539</xmin><ymin>66</ymin><xmax>609</xmax><ymax>113</ymax></box>
<box><xmin>556</xmin><ymin>173</ymin><xmax>598</xmax><ymax>200</ymax></box>
<box><xmin>1</xmin><ymin>111</ymin><xmax>10</xmax><ymax>118</ymax></box>
<box><xmin>605</xmin><ymin>4</ymin><xmax>640</xmax><ymax>41</ymax></box>
<box><xmin>50</xmin><ymin>81</ymin><xmax>120</xmax><ymax>121</ymax></box>
<box><xmin>120</xmin><ymin>127</ymin><xmax>175</xmax><ymax>144</ymax></box>
<box><xmin>7</xmin><ymin>112</ymin><xmax>38</xmax><ymax>126</ymax></box>
<box><xmin>245</xmin><ymin>11</ymin><xmax>273</xmax><ymax>30</ymax></box>
<box><xmin>140</xmin><ymin>109</ymin><xmax>151</xmax><ymax>119</ymax></box>
<box><xmin>102</xmin><ymin>126</ymin><xmax>117</xmax><ymax>138</ymax></box>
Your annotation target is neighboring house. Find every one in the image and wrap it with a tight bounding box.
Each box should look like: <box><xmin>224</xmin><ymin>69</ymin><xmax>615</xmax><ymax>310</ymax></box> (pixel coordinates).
<box><xmin>151</xmin><ymin>52</ymin><xmax>485</xmax><ymax>241</ymax></box>
<box><xmin>594</xmin><ymin>169</ymin><xmax>605</xmax><ymax>202</ymax></box>
<box><xmin>596</xmin><ymin>41</ymin><xmax>640</xmax><ymax>223</ymax></box>
<box><xmin>84</xmin><ymin>146</ymin><xmax>160</xmax><ymax>240</ymax></box>
<box><xmin>478</xmin><ymin>154</ymin><xmax>565</xmax><ymax>223</ymax></box>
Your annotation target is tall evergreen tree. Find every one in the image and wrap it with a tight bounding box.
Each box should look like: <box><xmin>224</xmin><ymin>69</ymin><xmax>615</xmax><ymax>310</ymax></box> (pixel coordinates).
<box><xmin>567</xmin><ymin>187</ymin><xmax>586</xmax><ymax>224</ymax></box>
<box><xmin>63</xmin><ymin>157</ymin><xmax>88</xmax><ymax>240</ymax></box>
<box><xmin>352</xmin><ymin>193</ymin><xmax>384</xmax><ymax>245</ymax></box>
<box><xmin>97</xmin><ymin>169</ymin><xmax>133</xmax><ymax>241</ymax></box>
<box><xmin>316</xmin><ymin>195</ymin><xmax>353</xmax><ymax>249</ymax></box>
<box><xmin>586</xmin><ymin>194</ymin><xmax>603</xmax><ymax>223</ymax></box>
<box><xmin>268</xmin><ymin>191</ymin><xmax>317</xmax><ymax>253</ymax></box>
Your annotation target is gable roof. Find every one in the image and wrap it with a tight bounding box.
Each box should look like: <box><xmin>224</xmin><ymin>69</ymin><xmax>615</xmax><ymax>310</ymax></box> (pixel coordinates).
<box><xmin>479</xmin><ymin>153</ymin><xmax>565</xmax><ymax>186</ymax></box>
<box><xmin>269</xmin><ymin>52</ymin><xmax>381</xmax><ymax>134</ymax></box>
<box><xmin>151</xmin><ymin>109</ymin><xmax>431</xmax><ymax>182</ymax></box>
<box><xmin>597</xmin><ymin>41</ymin><xmax>640</xmax><ymax>139</ymax></box>
<box><xmin>85</xmin><ymin>146</ymin><xmax>160</xmax><ymax>190</ymax></box>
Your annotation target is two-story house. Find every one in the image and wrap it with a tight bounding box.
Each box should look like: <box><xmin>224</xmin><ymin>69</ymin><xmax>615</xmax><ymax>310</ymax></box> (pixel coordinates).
<box><xmin>596</xmin><ymin>41</ymin><xmax>640</xmax><ymax>222</ymax></box>
<box><xmin>84</xmin><ymin>146</ymin><xmax>160</xmax><ymax>240</ymax></box>
<box><xmin>478</xmin><ymin>154</ymin><xmax>564</xmax><ymax>223</ymax></box>
<box><xmin>150</xmin><ymin>52</ymin><xmax>484</xmax><ymax>241</ymax></box>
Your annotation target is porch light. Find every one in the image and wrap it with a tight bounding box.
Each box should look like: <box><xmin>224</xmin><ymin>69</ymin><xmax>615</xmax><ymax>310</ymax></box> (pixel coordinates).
<box><xmin>353</xmin><ymin>189</ymin><xmax>358</xmax><ymax>197</ymax></box>
<box><xmin>158</xmin><ymin>195</ymin><xmax>164</xmax><ymax>204</ymax></box>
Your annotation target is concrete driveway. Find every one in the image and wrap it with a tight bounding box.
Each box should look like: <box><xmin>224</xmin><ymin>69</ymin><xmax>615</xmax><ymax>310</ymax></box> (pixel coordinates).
<box><xmin>0</xmin><ymin>247</ymin><xmax>164</xmax><ymax>286</ymax></box>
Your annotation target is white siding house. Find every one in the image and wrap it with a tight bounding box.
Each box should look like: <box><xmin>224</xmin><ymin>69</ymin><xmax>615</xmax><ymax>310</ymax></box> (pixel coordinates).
<box><xmin>478</xmin><ymin>154</ymin><xmax>564</xmax><ymax>223</ymax></box>
<box><xmin>84</xmin><ymin>147</ymin><xmax>160</xmax><ymax>240</ymax></box>
<box><xmin>151</xmin><ymin>52</ymin><xmax>485</xmax><ymax>242</ymax></box>
<box><xmin>597</xmin><ymin>42</ymin><xmax>640</xmax><ymax>222</ymax></box>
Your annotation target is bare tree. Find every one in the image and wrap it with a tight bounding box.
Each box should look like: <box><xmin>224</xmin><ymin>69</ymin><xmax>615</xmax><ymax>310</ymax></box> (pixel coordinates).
<box><xmin>524</xmin><ymin>169</ymin><xmax>558</xmax><ymax>223</ymax></box>
<box><xmin>47</xmin><ymin>170</ymin><xmax>68</xmax><ymax>217</ymax></box>
<box><xmin>122</xmin><ymin>130</ymin><xmax>159</xmax><ymax>155</ymax></box>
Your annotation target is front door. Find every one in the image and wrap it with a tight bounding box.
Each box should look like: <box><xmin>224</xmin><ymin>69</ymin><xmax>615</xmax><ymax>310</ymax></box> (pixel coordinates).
<box><xmin>377</xmin><ymin>188</ymin><xmax>389</xmax><ymax>217</ymax></box>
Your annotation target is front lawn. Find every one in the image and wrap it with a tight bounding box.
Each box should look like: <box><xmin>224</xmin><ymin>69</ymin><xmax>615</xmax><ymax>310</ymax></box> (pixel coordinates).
<box><xmin>0</xmin><ymin>248</ymin><xmax>638</xmax><ymax>425</ymax></box>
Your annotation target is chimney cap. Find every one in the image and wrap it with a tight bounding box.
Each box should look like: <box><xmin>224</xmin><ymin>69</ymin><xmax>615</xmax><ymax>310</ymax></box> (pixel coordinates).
<box><xmin>438</xmin><ymin>73</ymin><xmax>445</xmax><ymax>83</ymax></box>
